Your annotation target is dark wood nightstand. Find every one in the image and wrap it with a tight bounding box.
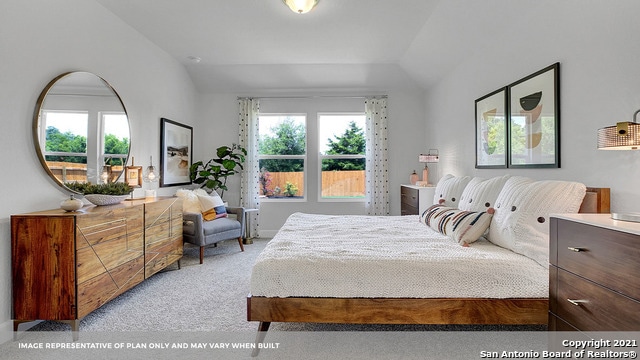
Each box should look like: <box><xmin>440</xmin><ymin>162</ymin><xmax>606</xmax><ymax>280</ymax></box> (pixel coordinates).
<box><xmin>400</xmin><ymin>185</ymin><xmax>435</xmax><ymax>216</ymax></box>
<box><xmin>549</xmin><ymin>214</ymin><xmax>640</xmax><ymax>331</ymax></box>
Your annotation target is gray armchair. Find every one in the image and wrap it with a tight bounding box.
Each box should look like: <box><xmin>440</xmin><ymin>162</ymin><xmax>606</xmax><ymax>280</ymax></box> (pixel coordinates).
<box><xmin>182</xmin><ymin>207</ymin><xmax>245</xmax><ymax>264</ymax></box>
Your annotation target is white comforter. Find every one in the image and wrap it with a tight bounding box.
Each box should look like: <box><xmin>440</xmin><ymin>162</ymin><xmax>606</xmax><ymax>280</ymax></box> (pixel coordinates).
<box><xmin>250</xmin><ymin>213</ymin><xmax>548</xmax><ymax>298</ymax></box>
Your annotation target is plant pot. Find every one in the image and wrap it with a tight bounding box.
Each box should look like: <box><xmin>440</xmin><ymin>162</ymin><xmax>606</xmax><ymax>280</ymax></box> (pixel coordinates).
<box><xmin>84</xmin><ymin>194</ymin><xmax>129</xmax><ymax>206</ymax></box>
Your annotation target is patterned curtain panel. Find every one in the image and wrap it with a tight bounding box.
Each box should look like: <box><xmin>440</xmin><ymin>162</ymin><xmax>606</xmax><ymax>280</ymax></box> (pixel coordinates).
<box><xmin>364</xmin><ymin>97</ymin><xmax>390</xmax><ymax>216</ymax></box>
<box><xmin>238</xmin><ymin>98</ymin><xmax>261</xmax><ymax>237</ymax></box>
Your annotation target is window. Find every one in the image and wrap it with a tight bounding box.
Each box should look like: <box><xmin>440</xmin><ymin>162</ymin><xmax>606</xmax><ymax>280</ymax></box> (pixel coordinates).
<box><xmin>101</xmin><ymin>112</ymin><xmax>130</xmax><ymax>182</ymax></box>
<box><xmin>258</xmin><ymin>114</ymin><xmax>306</xmax><ymax>200</ymax></box>
<box><xmin>318</xmin><ymin>113</ymin><xmax>366</xmax><ymax>200</ymax></box>
<box><xmin>41</xmin><ymin>110</ymin><xmax>89</xmax><ymax>183</ymax></box>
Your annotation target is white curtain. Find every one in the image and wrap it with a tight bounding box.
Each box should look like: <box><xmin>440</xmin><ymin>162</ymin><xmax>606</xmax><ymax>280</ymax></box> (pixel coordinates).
<box><xmin>364</xmin><ymin>97</ymin><xmax>390</xmax><ymax>216</ymax></box>
<box><xmin>238</xmin><ymin>98</ymin><xmax>261</xmax><ymax>237</ymax></box>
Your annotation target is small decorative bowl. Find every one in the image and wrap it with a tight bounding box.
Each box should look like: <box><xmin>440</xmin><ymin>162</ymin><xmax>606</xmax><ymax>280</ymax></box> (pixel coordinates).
<box><xmin>84</xmin><ymin>194</ymin><xmax>129</xmax><ymax>206</ymax></box>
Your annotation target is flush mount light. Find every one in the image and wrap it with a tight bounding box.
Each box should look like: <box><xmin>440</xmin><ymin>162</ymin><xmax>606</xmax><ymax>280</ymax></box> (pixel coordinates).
<box><xmin>283</xmin><ymin>0</ymin><xmax>319</xmax><ymax>14</ymax></box>
<box><xmin>187</xmin><ymin>56</ymin><xmax>201</xmax><ymax>63</ymax></box>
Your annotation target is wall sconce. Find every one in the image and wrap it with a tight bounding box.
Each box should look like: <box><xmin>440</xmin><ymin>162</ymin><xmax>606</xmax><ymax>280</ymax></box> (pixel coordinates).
<box><xmin>597</xmin><ymin>109</ymin><xmax>640</xmax><ymax>150</ymax></box>
<box><xmin>417</xmin><ymin>149</ymin><xmax>439</xmax><ymax>186</ymax></box>
<box><xmin>597</xmin><ymin>109</ymin><xmax>640</xmax><ymax>222</ymax></box>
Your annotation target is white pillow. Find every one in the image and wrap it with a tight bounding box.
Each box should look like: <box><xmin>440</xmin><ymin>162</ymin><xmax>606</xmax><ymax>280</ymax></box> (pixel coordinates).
<box><xmin>433</xmin><ymin>174</ymin><xmax>472</xmax><ymax>208</ymax></box>
<box><xmin>488</xmin><ymin>178</ymin><xmax>587</xmax><ymax>266</ymax></box>
<box><xmin>458</xmin><ymin>175</ymin><xmax>510</xmax><ymax>212</ymax></box>
<box><xmin>175</xmin><ymin>189</ymin><xmax>202</xmax><ymax>213</ymax></box>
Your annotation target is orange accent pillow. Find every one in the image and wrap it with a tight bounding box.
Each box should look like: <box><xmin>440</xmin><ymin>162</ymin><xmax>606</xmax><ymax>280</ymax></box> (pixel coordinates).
<box><xmin>202</xmin><ymin>208</ymin><xmax>217</xmax><ymax>221</ymax></box>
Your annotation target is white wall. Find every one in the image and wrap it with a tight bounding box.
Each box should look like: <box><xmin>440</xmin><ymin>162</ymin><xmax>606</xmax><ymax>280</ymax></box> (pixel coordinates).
<box><xmin>0</xmin><ymin>0</ymin><xmax>197</xmax><ymax>342</ymax></box>
<box><xmin>195</xmin><ymin>89</ymin><xmax>427</xmax><ymax>235</ymax></box>
<box><xmin>424</xmin><ymin>0</ymin><xmax>640</xmax><ymax>213</ymax></box>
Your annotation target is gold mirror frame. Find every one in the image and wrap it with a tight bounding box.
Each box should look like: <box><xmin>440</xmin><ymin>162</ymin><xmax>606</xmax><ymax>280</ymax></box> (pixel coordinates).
<box><xmin>32</xmin><ymin>72</ymin><xmax>131</xmax><ymax>193</ymax></box>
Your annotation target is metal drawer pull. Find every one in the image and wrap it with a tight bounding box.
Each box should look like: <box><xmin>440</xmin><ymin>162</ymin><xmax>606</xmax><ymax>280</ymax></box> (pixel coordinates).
<box><xmin>567</xmin><ymin>247</ymin><xmax>584</xmax><ymax>252</ymax></box>
<box><xmin>567</xmin><ymin>299</ymin><xmax>588</xmax><ymax>306</ymax></box>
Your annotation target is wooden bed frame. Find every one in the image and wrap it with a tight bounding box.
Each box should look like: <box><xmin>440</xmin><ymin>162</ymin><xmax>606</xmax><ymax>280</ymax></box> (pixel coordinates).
<box><xmin>247</xmin><ymin>187</ymin><xmax>610</xmax><ymax>354</ymax></box>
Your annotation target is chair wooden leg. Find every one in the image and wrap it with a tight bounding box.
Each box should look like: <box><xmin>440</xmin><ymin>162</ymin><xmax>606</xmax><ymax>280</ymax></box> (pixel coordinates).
<box><xmin>238</xmin><ymin>237</ymin><xmax>245</xmax><ymax>252</ymax></box>
<box><xmin>199</xmin><ymin>246</ymin><xmax>204</xmax><ymax>264</ymax></box>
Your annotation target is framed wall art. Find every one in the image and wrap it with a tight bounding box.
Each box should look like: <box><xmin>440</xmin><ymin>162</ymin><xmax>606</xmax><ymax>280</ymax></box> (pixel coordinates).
<box><xmin>160</xmin><ymin>117</ymin><xmax>193</xmax><ymax>187</ymax></box>
<box><xmin>508</xmin><ymin>63</ymin><xmax>560</xmax><ymax>168</ymax></box>
<box><xmin>475</xmin><ymin>87</ymin><xmax>508</xmax><ymax>168</ymax></box>
<box><xmin>124</xmin><ymin>164</ymin><xmax>142</xmax><ymax>188</ymax></box>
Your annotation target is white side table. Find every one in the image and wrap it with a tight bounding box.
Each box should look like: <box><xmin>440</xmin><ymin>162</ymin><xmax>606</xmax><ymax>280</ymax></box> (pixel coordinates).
<box><xmin>243</xmin><ymin>208</ymin><xmax>259</xmax><ymax>244</ymax></box>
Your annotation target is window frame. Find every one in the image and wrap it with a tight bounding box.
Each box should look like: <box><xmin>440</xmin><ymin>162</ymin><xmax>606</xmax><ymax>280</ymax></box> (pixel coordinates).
<box><xmin>317</xmin><ymin>112</ymin><xmax>367</xmax><ymax>203</ymax></box>
<box><xmin>99</xmin><ymin>111</ymin><xmax>129</xmax><ymax>168</ymax></box>
<box><xmin>257</xmin><ymin>113</ymin><xmax>308</xmax><ymax>202</ymax></box>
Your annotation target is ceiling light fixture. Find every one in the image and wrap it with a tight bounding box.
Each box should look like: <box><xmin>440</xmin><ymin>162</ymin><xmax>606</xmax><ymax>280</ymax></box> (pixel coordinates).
<box><xmin>283</xmin><ymin>0</ymin><xmax>319</xmax><ymax>14</ymax></box>
<box><xmin>187</xmin><ymin>56</ymin><xmax>201</xmax><ymax>63</ymax></box>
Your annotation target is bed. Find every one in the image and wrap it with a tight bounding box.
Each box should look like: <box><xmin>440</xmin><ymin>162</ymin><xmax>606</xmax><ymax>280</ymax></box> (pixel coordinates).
<box><xmin>247</xmin><ymin>179</ymin><xmax>610</xmax><ymax>353</ymax></box>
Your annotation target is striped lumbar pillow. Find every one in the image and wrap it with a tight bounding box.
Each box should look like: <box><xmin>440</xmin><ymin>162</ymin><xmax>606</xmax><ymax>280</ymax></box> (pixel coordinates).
<box><xmin>420</xmin><ymin>204</ymin><xmax>494</xmax><ymax>246</ymax></box>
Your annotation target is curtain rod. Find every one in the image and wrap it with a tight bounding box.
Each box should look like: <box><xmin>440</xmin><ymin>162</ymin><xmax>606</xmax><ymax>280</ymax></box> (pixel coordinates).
<box><xmin>237</xmin><ymin>95</ymin><xmax>388</xmax><ymax>100</ymax></box>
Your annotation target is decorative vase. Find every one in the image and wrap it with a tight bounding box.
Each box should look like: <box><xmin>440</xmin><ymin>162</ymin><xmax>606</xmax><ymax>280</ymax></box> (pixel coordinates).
<box><xmin>409</xmin><ymin>170</ymin><xmax>419</xmax><ymax>185</ymax></box>
<box><xmin>60</xmin><ymin>194</ymin><xmax>83</xmax><ymax>212</ymax></box>
<box><xmin>422</xmin><ymin>165</ymin><xmax>429</xmax><ymax>183</ymax></box>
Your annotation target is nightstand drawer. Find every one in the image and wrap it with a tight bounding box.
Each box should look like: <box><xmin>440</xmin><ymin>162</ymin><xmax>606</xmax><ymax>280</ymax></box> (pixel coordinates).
<box><xmin>556</xmin><ymin>219</ymin><xmax>640</xmax><ymax>300</ymax></box>
<box><xmin>556</xmin><ymin>269</ymin><xmax>640</xmax><ymax>331</ymax></box>
<box><xmin>400</xmin><ymin>186</ymin><xmax>419</xmax><ymax>207</ymax></box>
<box><xmin>401</xmin><ymin>204</ymin><xmax>418</xmax><ymax>216</ymax></box>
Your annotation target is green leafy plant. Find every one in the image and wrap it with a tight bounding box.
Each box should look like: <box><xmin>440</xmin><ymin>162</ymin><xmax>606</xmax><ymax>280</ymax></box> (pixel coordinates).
<box><xmin>283</xmin><ymin>181</ymin><xmax>298</xmax><ymax>197</ymax></box>
<box><xmin>64</xmin><ymin>181</ymin><xmax>132</xmax><ymax>195</ymax></box>
<box><xmin>189</xmin><ymin>144</ymin><xmax>247</xmax><ymax>197</ymax></box>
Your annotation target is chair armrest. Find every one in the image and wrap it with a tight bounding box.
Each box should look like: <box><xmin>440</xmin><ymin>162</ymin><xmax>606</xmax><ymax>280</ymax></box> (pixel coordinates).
<box><xmin>182</xmin><ymin>212</ymin><xmax>205</xmax><ymax>240</ymax></box>
<box><xmin>226</xmin><ymin>207</ymin><xmax>246</xmax><ymax>238</ymax></box>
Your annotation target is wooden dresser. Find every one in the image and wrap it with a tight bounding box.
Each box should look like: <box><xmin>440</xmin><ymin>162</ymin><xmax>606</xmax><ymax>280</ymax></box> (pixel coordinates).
<box><xmin>549</xmin><ymin>214</ymin><xmax>640</xmax><ymax>331</ymax></box>
<box><xmin>400</xmin><ymin>185</ymin><xmax>435</xmax><ymax>216</ymax></box>
<box><xmin>11</xmin><ymin>196</ymin><xmax>182</xmax><ymax>334</ymax></box>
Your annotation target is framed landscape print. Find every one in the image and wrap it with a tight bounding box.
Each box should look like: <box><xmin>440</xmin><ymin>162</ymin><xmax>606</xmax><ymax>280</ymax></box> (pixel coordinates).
<box><xmin>475</xmin><ymin>87</ymin><xmax>508</xmax><ymax>168</ymax></box>
<box><xmin>125</xmin><ymin>165</ymin><xmax>142</xmax><ymax>188</ymax></box>
<box><xmin>160</xmin><ymin>118</ymin><xmax>193</xmax><ymax>187</ymax></box>
<box><xmin>508</xmin><ymin>63</ymin><xmax>560</xmax><ymax>168</ymax></box>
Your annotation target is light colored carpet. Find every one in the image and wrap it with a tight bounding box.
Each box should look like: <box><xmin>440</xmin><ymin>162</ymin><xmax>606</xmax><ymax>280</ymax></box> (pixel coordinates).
<box><xmin>27</xmin><ymin>238</ymin><xmax>267</xmax><ymax>332</ymax></box>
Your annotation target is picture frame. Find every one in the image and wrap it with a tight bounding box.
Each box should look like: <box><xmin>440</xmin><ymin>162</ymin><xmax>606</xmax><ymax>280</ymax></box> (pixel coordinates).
<box><xmin>508</xmin><ymin>63</ymin><xmax>560</xmax><ymax>168</ymax></box>
<box><xmin>124</xmin><ymin>165</ymin><xmax>142</xmax><ymax>188</ymax></box>
<box><xmin>160</xmin><ymin>118</ymin><xmax>193</xmax><ymax>187</ymax></box>
<box><xmin>475</xmin><ymin>87</ymin><xmax>508</xmax><ymax>168</ymax></box>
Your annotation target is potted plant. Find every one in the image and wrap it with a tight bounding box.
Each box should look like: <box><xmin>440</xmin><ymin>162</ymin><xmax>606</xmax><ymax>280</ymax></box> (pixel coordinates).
<box><xmin>189</xmin><ymin>144</ymin><xmax>247</xmax><ymax>197</ymax></box>
<box><xmin>64</xmin><ymin>182</ymin><xmax>133</xmax><ymax>205</ymax></box>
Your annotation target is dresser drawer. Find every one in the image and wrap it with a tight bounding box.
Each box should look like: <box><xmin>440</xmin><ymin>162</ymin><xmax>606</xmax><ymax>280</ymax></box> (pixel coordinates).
<box><xmin>556</xmin><ymin>269</ymin><xmax>640</xmax><ymax>331</ymax></box>
<box><xmin>556</xmin><ymin>219</ymin><xmax>640</xmax><ymax>300</ymax></box>
<box><xmin>400</xmin><ymin>186</ymin><xmax>419</xmax><ymax>207</ymax></box>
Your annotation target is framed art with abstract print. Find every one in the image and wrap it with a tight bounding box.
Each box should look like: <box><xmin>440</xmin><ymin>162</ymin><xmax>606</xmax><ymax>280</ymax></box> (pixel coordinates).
<box><xmin>475</xmin><ymin>87</ymin><xmax>508</xmax><ymax>168</ymax></box>
<box><xmin>508</xmin><ymin>63</ymin><xmax>560</xmax><ymax>168</ymax></box>
<box><xmin>160</xmin><ymin>118</ymin><xmax>193</xmax><ymax>187</ymax></box>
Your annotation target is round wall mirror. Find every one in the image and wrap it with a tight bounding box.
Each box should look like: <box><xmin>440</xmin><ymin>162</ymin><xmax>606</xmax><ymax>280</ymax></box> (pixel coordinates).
<box><xmin>33</xmin><ymin>72</ymin><xmax>131</xmax><ymax>193</ymax></box>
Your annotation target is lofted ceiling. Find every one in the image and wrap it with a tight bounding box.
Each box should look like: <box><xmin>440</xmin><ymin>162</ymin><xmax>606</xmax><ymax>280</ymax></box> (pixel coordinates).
<box><xmin>95</xmin><ymin>0</ymin><xmax>495</xmax><ymax>93</ymax></box>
